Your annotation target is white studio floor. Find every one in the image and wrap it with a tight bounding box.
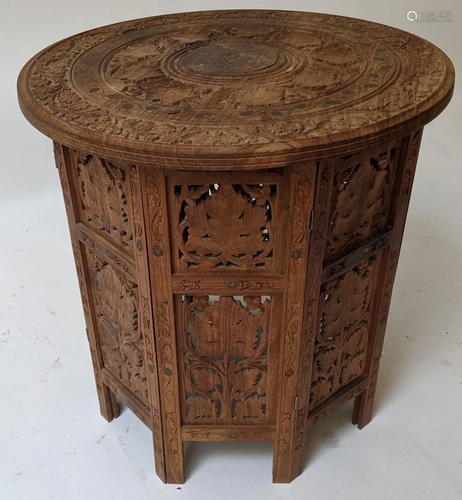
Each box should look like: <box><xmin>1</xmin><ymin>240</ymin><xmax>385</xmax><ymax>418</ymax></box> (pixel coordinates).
<box><xmin>1</xmin><ymin>2</ymin><xmax>461</xmax><ymax>499</ymax></box>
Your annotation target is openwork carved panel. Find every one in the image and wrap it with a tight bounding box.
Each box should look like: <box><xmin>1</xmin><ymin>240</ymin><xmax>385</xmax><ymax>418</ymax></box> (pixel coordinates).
<box><xmin>86</xmin><ymin>249</ymin><xmax>149</xmax><ymax>407</ymax></box>
<box><xmin>170</xmin><ymin>183</ymin><xmax>277</xmax><ymax>271</ymax></box>
<box><xmin>309</xmin><ymin>256</ymin><xmax>380</xmax><ymax>411</ymax></box>
<box><xmin>176</xmin><ymin>295</ymin><xmax>273</xmax><ymax>424</ymax></box>
<box><xmin>325</xmin><ymin>148</ymin><xmax>398</xmax><ymax>261</ymax></box>
<box><xmin>72</xmin><ymin>151</ymin><xmax>134</xmax><ymax>254</ymax></box>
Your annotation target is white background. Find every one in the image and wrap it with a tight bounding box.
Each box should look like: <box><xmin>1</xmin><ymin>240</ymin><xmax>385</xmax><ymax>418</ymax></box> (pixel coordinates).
<box><xmin>1</xmin><ymin>1</ymin><xmax>461</xmax><ymax>499</ymax></box>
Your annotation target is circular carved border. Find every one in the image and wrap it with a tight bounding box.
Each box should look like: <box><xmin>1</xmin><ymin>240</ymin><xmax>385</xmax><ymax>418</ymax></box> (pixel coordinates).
<box><xmin>18</xmin><ymin>10</ymin><xmax>454</xmax><ymax>166</ymax></box>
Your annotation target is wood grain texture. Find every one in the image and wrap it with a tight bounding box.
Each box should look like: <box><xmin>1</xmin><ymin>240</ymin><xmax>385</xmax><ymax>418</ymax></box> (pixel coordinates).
<box><xmin>352</xmin><ymin>129</ymin><xmax>423</xmax><ymax>429</ymax></box>
<box><xmin>325</xmin><ymin>145</ymin><xmax>398</xmax><ymax>262</ymax></box>
<box><xmin>18</xmin><ymin>10</ymin><xmax>454</xmax><ymax>168</ymax></box>
<box><xmin>273</xmin><ymin>163</ymin><xmax>316</xmax><ymax>483</ymax></box>
<box><xmin>307</xmin><ymin>374</ymin><xmax>369</xmax><ymax>427</ymax></box>
<box><xmin>142</xmin><ymin>169</ymin><xmax>184</xmax><ymax>484</ymax></box>
<box><xmin>171</xmin><ymin>274</ymin><xmax>284</xmax><ymax>294</ymax></box>
<box><xmin>310</xmin><ymin>255</ymin><xmax>383</xmax><ymax>412</ymax></box>
<box><xmin>76</xmin><ymin>223</ymin><xmax>137</xmax><ymax>281</ymax></box>
<box><xmin>100</xmin><ymin>368</ymin><xmax>151</xmax><ymax>429</ymax></box>
<box><xmin>175</xmin><ymin>295</ymin><xmax>281</xmax><ymax>425</ymax></box>
<box><xmin>125</xmin><ymin>164</ymin><xmax>167</xmax><ymax>481</ymax></box>
<box><xmin>21</xmin><ymin>10</ymin><xmax>455</xmax><ymax>487</ymax></box>
<box><xmin>283</xmin><ymin>161</ymin><xmax>333</xmax><ymax>481</ymax></box>
<box><xmin>166</xmin><ymin>171</ymin><xmax>285</xmax><ymax>273</ymax></box>
<box><xmin>53</xmin><ymin>142</ymin><xmax>119</xmax><ymax>422</ymax></box>
<box><xmin>321</xmin><ymin>230</ymin><xmax>392</xmax><ymax>283</ymax></box>
<box><xmin>72</xmin><ymin>151</ymin><xmax>134</xmax><ymax>255</ymax></box>
<box><xmin>182</xmin><ymin>425</ymin><xmax>275</xmax><ymax>441</ymax></box>
<box><xmin>85</xmin><ymin>248</ymin><xmax>149</xmax><ymax>407</ymax></box>
<box><xmin>168</xmin><ymin>182</ymin><xmax>277</xmax><ymax>271</ymax></box>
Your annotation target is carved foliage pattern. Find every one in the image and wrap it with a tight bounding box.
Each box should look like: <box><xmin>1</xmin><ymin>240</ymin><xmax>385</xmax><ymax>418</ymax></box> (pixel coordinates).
<box><xmin>172</xmin><ymin>183</ymin><xmax>276</xmax><ymax>270</ymax></box>
<box><xmin>25</xmin><ymin>11</ymin><xmax>448</xmax><ymax>148</ymax></box>
<box><xmin>87</xmin><ymin>250</ymin><xmax>149</xmax><ymax>406</ymax></box>
<box><xmin>74</xmin><ymin>151</ymin><xmax>133</xmax><ymax>252</ymax></box>
<box><xmin>178</xmin><ymin>295</ymin><xmax>270</xmax><ymax>423</ymax></box>
<box><xmin>309</xmin><ymin>257</ymin><xmax>378</xmax><ymax>411</ymax></box>
<box><xmin>326</xmin><ymin>148</ymin><xmax>398</xmax><ymax>260</ymax></box>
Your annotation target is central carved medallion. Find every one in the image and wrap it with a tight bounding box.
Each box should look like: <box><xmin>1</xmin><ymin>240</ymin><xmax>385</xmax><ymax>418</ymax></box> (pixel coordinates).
<box><xmin>179</xmin><ymin>42</ymin><xmax>280</xmax><ymax>77</ymax></box>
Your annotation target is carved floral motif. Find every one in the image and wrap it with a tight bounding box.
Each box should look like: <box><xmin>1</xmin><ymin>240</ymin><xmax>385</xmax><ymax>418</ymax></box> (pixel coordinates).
<box><xmin>178</xmin><ymin>295</ymin><xmax>270</xmax><ymax>423</ymax></box>
<box><xmin>87</xmin><ymin>250</ymin><xmax>149</xmax><ymax>406</ymax></box>
<box><xmin>309</xmin><ymin>257</ymin><xmax>378</xmax><ymax>411</ymax></box>
<box><xmin>172</xmin><ymin>183</ymin><xmax>276</xmax><ymax>270</ymax></box>
<box><xmin>326</xmin><ymin>148</ymin><xmax>398</xmax><ymax>260</ymax></box>
<box><xmin>24</xmin><ymin>11</ymin><xmax>447</xmax><ymax>150</ymax></box>
<box><xmin>73</xmin><ymin>151</ymin><xmax>133</xmax><ymax>253</ymax></box>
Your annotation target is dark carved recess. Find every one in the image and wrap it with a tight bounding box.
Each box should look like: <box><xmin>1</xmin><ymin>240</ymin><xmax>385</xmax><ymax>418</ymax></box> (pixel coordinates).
<box><xmin>178</xmin><ymin>295</ymin><xmax>271</xmax><ymax>424</ymax></box>
<box><xmin>325</xmin><ymin>148</ymin><xmax>398</xmax><ymax>261</ymax></box>
<box><xmin>309</xmin><ymin>256</ymin><xmax>379</xmax><ymax>411</ymax></box>
<box><xmin>172</xmin><ymin>183</ymin><xmax>276</xmax><ymax>270</ymax></box>
<box><xmin>87</xmin><ymin>250</ymin><xmax>149</xmax><ymax>406</ymax></box>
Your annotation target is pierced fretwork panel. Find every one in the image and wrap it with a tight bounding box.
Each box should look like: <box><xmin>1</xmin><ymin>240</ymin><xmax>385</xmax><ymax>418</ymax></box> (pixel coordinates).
<box><xmin>71</xmin><ymin>151</ymin><xmax>134</xmax><ymax>254</ymax></box>
<box><xmin>325</xmin><ymin>147</ymin><xmax>398</xmax><ymax>261</ymax></box>
<box><xmin>86</xmin><ymin>249</ymin><xmax>149</xmax><ymax>407</ymax></box>
<box><xmin>176</xmin><ymin>295</ymin><xmax>273</xmax><ymax>424</ymax></box>
<box><xmin>170</xmin><ymin>183</ymin><xmax>277</xmax><ymax>271</ymax></box>
<box><xmin>309</xmin><ymin>256</ymin><xmax>381</xmax><ymax>411</ymax></box>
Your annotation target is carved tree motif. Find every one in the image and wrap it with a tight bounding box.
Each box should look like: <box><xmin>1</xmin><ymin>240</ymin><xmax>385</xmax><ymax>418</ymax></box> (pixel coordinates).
<box><xmin>309</xmin><ymin>257</ymin><xmax>378</xmax><ymax>411</ymax></box>
<box><xmin>74</xmin><ymin>152</ymin><xmax>133</xmax><ymax>253</ymax></box>
<box><xmin>178</xmin><ymin>295</ymin><xmax>270</xmax><ymax>423</ymax></box>
<box><xmin>325</xmin><ymin>148</ymin><xmax>398</xmax><ymax>260</ymax></box>
<box><xmin>87</xmin><ymin>250</ymin><xmax>149</xmax><ymax>406</ymax></box>
<box><xmin>172</xmin><ymin>183</ymin><xmax>276</xmax><ymax>270</ymax></box>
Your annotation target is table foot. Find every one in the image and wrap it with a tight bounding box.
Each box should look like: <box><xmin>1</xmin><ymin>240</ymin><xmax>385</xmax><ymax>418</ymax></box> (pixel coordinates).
<box><xmin>98</xmin><ymin>382</ymin><xmax>120</xmax><ymax>423</ymax></box>
<box><xmin>352</xmin><ymin>380</ymin><xmax>378</xmax><ymax>430</ymax></box>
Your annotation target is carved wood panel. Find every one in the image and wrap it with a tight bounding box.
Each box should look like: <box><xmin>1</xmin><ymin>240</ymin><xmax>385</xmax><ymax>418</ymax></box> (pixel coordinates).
<box><xmin>309</xmin><ymin>255</ymin><xmax>382</xmax><ymax>411</ymax></box>
<box><xmin>86</xmin><ymin>249</ymin><xmax>149</xmax><ymax>407</ymax></box>
<box><xmin>169</xmin><ymin>181</ymin><xmax>278</xmax><ymax>271</ymax></box>
<box><xmin>22</xmin><ymin>11</ymin><xmax>451</xmax><ymax>164</ymax></box>
<box><xmin>325</xmin><ymin>147</ymin><xmax>399</xmax><ymax>261</ymax></box>
<box><xmin>70</xmin><ymin>150</ymin><xmax>134</xmax><ymax>254</ymax></box>
<box><xmin>176</xmin><ymin>294</ymin><xmax>278</xmax><ymax>425</ymax></box>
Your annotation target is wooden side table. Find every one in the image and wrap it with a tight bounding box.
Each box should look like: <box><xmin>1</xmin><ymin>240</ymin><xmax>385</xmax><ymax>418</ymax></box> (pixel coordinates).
<box><xmin>18</xmin><ymin>10</ymin><xmax>454</xmax><ymax>484</ymax></box>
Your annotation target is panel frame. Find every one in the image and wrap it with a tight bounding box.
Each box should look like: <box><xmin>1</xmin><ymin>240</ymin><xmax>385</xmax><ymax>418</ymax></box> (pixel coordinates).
<box><xmin>166</xmin><ymin>171</ymin><xmax>286</xmax><ymax>274</ymax></box>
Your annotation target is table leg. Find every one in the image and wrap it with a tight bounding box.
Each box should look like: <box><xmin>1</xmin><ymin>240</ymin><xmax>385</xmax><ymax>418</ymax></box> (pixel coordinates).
<box><xmin>352</xmin><ymin>129</ymin><xmax>423</xmax><ymax>429</ymax></box>
<box><xmin>272</xmin><ymin>164</ymin><xmax>317</xmax><ymax>483</ymax></box>
<box><xmin>53</xmin><ymin>142</ymin><xmax>119</xmax><ymax>422</ymax></box>
<box><xmin>142</xmin><ymin>168</ymin><xmax>185</xmax><ymax>484</ymax></box>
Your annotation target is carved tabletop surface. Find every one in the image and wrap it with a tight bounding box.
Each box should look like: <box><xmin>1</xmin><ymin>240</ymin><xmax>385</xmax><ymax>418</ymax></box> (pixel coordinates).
<box><xmin>18</xmin><ymin>10</ymin><xmax>454</xmax><ymax>168</ymax></box>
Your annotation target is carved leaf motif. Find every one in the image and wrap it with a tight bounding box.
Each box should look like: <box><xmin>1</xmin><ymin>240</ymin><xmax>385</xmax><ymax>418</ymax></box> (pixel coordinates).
<box><xmin>326</xmin><ymin>148</ymin><xmax>397</xmax><ymax>260</ymax></box>
<box><xmin>309</xmin><ymin>258</ymin><xmax>377</xmax><ymax>411</ymax></box>
<box><xmin>233</xmin><ymin>367</ymin><xmax>266</xmax><ymax>396</ymax></box>
<box><xmin>310</xmin><ymin>378</ymin><xmax>333</xmax><ymax>409</ymax></box>
<box><xmin>188</xmin><ymin>366</ymin><xmax>221</xmax><ymax>395</ymax></box>
<box><xmin>26</xmin><ymin>11</ymin><xmax>447</xmax><ymax>152</ymax></box>
<box><xmin>314</xmin><ymin>346</ymin><xmax>339</xmax><ymax>374</ymax></box>
<box><xmin>88</xmin><ymin>250</ymin><xmax>149</xmax><ymax>406</ymax></box>
<box><xmin>234</xmin><ymin>394</ymin><xmax>266</xmax><ymax>420</ymax></box>
<box><xmin>75</xmin><ymin>152</ymin><xmax>133</xmax><ymax>253</ymax></box>
<box><xmin>179</xmin><ymin>295</ymin><xmax>270</xmax><ymax>423</ymax></box>
<box><xmin>174</xmin><ymin>184</ymin><xmax>275</xmax><ymax>270</ymax></box>
<box><xmin>340</xmin><ymin>352</ymin><xmax>364</xmax><ymax>386</ymax></box>
<box><xmin>343</xmin><ymin>327</ymin><xmax>367</xmax><ymax>357</ymax></box>
<box><xmin>186</xmin><ymin>397</ymin><xmax>218</xmax><ymax>420</ymax></box>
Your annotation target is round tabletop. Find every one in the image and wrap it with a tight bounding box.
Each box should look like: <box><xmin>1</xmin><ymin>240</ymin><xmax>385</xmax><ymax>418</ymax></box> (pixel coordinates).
<box><xmin>18</xmin><ymin>10</ymin><xmax>454</xmax><ymax>169</ymax></box>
